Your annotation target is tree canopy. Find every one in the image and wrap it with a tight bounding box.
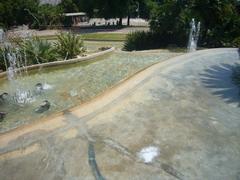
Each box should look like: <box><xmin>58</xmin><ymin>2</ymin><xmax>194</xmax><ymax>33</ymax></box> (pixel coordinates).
<box><xmin>150</xmin><ymin>0</ymin><xmax>240</xmax><ymax>47</ymax></box>
<box><xmin>0</xmin><ymin>0</ymin><xmax>156</xmax><ymax>28</ymax></box>
<box><xmin>0</xmin><ymin>0</ymin><xmax>39</xmax><ymax>28</ymax></box>
<box><xmin>0</xmin><ymin>0</ymin><xmax>239</xmax><ymax>47</ymax></box>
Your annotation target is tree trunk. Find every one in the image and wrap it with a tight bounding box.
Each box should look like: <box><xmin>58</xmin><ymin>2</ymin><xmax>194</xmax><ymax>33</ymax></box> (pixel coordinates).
<box><xmin>119</xmin><ymin>17</ymin><xmax>123</xmax><ymax>26</ymax></box>
<box><xmin>127</xmin><ymin>14</ymin><xmax>130</xmax><ymax>26</ymax></box>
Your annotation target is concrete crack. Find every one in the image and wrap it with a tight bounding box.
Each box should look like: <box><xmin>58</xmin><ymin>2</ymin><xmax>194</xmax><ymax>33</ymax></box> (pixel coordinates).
<box><xmin>159</xmin><ymin>163</ymin><xmax>185</xmax><ymax>180</ymax></box>
<box><xmin>102</xmin><ymin>138</ymin><xmax>134</xmax><ymax>160</ymax></box>
<box><xmin>88</xmin><ymin>142</ymin><xmax>105</xmax><ymax>180</ymax></box>
<box><xmin>101</xmin><ymin>137</ymin><xmax>185</xmax><ymax>180</ymax></box>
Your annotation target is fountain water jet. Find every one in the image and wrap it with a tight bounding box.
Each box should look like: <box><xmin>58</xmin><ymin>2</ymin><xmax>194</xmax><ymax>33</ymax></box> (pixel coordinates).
<box><xmin>1</xmin><ymin>31</ymin><xmax>35</xmax><ymax>105</ymax></box>
<box><xmin>1</xmin><ymin>30</ymin><xmax>54</xmax><ymax>109</ymax></box>
<box><xmin>188</xmin><ymin>19</ymin><xmax>200</xmax><ymax>52</ymax></box>
<box><xmin>4</xmin><ymin>45</ymin><xmax>34</xmax><ymax>104</ymax></box>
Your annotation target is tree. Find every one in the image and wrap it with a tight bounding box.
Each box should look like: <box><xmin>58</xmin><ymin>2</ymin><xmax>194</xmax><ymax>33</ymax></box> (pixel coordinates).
<box><xmin>150</xmin><ymin>0</ymin><xmax>240</xmax><ymax>47</ymax></box>
<box><xmin>192</xmin><ymin>0</ymin><xmax>240</xmax><ymax>46</ymax></box>
<box><xmin>76</xmin><ymin>0</ymin><xmax>95</xmax><ymax>17</ymax></box>
<box><xmin>93</xmin><ymin>0</ymin><xmax>156</xmax><ymax>26</ymax></box>
<box><xmin>94</xmin><ymin>0</ymin><xmax>135</xmax><ymax>26</ymax></box>
<box><xmin>59</xmin><ymin>0</ymin><xmax>79</xmax><ymax>13</ymax></box>
<box><xmin>140</xmin><ymin>0</ymin><xmax>158</xmax><ymax>19</ymax></box>
<box><xmin>121</xmin><ymin>0</ymin><xmax>157</xmax><ymax>25</ymax></box>
<box><xmin>0</xmin><ymin>0</ymin><xmax>39</xmax><ymax>28</ymax></box>
<box><xmin>37</xmin><ymin>4</ymin><xmax>63</xmax><ymax>28</ymax></box>
<box><xmin>0</xmin><ymin>0</ymin><xmax>157</xmax><ymax>28</ymax></box>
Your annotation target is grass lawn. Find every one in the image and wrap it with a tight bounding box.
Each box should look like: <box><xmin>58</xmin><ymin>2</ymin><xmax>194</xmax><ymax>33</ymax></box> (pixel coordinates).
<box><xmin>40</xmin><ymin>33</ymin><xmax>126</xmax><ymax>41</ymax></box>
<box><xmin>82</xmin><ymin>33</ymin><xmax>126</xmax><ymax>41</ymax></box>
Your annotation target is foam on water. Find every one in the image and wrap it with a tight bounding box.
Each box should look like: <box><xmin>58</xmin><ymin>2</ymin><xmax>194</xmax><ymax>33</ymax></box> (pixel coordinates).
<box><xmin>42</xmin><ymin>83</ymin><xmax>53</xmax><ymax>90</ymax></box>
<box><xmin>14</xmin><ymin>90</ymin><xmax>35</xmax><ymax>104</ymax></box>
<box><xmin>137</xmin><ymin>146</ymin><xmax>159</xmax><ymax>163</ymax></box>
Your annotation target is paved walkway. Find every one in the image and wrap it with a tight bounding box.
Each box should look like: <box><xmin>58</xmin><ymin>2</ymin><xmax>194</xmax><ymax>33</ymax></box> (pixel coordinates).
<box><xmin>10</xmin><ymin>26</ymin><xmax>149</xmax><ymax>38</ymax></box>
<box><xmin>6</xmin><ymin>19</ymin><xmax>149</xmax><ymax>38</ymax></box>
<box><xmin>0</xmin><ymin>48</ymin><xmax>240</xmax><ymax>180</ymax></box>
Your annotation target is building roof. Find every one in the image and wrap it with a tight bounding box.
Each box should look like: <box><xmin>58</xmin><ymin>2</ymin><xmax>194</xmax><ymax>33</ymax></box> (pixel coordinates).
<box><xmin>64</xmin><ymin>12</ymin><xmax>87</xmax><ymax>17</ymax></box>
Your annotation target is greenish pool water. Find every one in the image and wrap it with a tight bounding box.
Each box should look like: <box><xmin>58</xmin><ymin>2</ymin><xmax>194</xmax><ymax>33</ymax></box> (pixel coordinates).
<box><xmin>0</xmin><ymin>50</ymin><xmax>182</xmax><ymax>133</ymax></box>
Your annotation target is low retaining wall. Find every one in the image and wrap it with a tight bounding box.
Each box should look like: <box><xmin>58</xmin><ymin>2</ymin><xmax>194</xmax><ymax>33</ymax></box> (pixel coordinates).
<box><xmin>0</xmin><ymin>47</ymin><xmax>115</xmax><ymax>78</ymax></box>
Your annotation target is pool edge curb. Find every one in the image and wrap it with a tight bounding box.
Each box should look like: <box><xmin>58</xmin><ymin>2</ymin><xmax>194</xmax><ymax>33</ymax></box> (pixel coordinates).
<box><xmin>0</xmin><ymin>47</ymin><xmax>115</xmax><ymax>79</ymax></box>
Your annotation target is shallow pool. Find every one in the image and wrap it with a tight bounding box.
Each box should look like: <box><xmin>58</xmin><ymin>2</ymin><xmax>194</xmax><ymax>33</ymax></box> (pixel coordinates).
<box><xmin>0</xmin><ymin>50</ymin><xmax>182</xmax><ymax>133</ymax></box>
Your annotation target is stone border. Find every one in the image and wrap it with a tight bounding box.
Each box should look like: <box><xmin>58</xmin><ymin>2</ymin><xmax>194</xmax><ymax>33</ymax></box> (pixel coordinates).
<box><xmin>0</xmin><ymin>47</ymin><xmax>115</xmax><ymax>78</ymax></box>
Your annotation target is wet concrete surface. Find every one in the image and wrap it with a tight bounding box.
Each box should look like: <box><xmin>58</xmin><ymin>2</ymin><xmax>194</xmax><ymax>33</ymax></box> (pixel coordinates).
<box><xmin>0</xmin><ymin>48</ymin><xmax>240</xmax><ymax>180</ymax></box>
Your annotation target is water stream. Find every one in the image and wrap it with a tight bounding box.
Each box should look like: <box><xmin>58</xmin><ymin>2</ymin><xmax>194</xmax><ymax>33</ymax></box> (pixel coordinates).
<box><xmin>188</xmin><ymin>18</ymin><xmax>200</xmax><ymax>52</ymax></box>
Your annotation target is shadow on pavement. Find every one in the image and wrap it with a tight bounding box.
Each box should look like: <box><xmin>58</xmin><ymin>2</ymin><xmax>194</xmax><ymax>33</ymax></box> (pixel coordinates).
<box><xmin>200</xmin><ymin>63</ymin><xmax>240</xmax><ymax>106</ymax></box>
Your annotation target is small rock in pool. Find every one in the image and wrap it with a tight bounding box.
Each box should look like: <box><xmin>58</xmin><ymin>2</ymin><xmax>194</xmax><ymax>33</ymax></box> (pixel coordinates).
<box><xmin>0</xmin><ymin>112</ymin><xmax>7</xmax><ymax>121</ymax></box>
<box><xmin>0</xmin><ymin>92</ymin><xmax>8</xmax><ymax>101</ymax></box>
<box><xmin>35</xmin><ymin>100</ymin><xmax>51</xmax><ymax>113</ymax></box>
<box><xmin>35</xmin><ymin>83</ymin><xmax>43</xmax><ymax>92</ymax></box>
<box><xmin>98</xmin><ymin>47</ymin><xmax>110</xmax><ymax>51</ymax></box>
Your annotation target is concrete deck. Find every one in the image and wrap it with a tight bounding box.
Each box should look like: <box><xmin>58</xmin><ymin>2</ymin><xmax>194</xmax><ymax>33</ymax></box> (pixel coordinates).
<box><xmin>0</xmin><ymin>48</ymin><xmax>240</xmax><ymax>180</ymax></box>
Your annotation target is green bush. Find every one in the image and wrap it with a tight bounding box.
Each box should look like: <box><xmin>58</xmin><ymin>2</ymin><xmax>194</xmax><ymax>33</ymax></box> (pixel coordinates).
<box><xmin>233</xmin><ymin>37</ymin><xmax>240</xmax><ymax>48</ymax></box>
<box><xmin>20</xmin><ymin>37</ymin><xmax>59</xmax><ymax>64</ymax></box>
<box><xmin>0</xmin><ymin>33</ymin><xmax>87</xmax><ymax>72</ymax></box>
<box><xmin>123</xmin><ymin>31</ymin><xmax>185</xmax><ymax>51</ymax></box>
<box><xmin>37</xmin><ymin>4</ymin><xmax>63</xmax><ymax>28</ymax></box>
<box><xmin>0</xmin><ymin>37</ymin><xmax>59</xmax><ymax>71</ymax></box>
<box><xmin>123</xmin><ymin>31</ymin><xmax>149</xmax><ymax>51</ymax></box>
<box><xmin>55</xmin><ymin>32</ymin><xmax>85</xmax><ymax>60</ymax></box>
<box><xmin>0</xmin><ymin>48</ymin><xmax>6</xmax><ymax>71</ymax></box>
<box><xmin>125</xmin><ymin>0</ymin><xmax>240</xmax><ymax>51</ymax></box>
<box><xmin>0</xmin><ymin>49</ymin><xmax>6</xmax><ymax>71</ymax></box>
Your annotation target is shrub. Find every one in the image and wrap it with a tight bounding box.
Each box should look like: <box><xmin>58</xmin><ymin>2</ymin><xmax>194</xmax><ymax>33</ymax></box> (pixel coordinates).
<box><xmin>123</xmin><ymin>31</ymin><xmax>159</xmax><ymax>51</ymax></box>
<box><xmin>55</xmin><ymin>32</ymin><xmax>85</xmax><ymax>60</ymax></box>
<box><xmin>37</xmin><ymin>4</ymin><xmax>63</xmax><ymax>28</ymax></box>
<box><xmin>0</xmin><ymin>50</ymin><xmax>6</xmax><ymax>71</ymax></box>
<box><xmin>20</xmin><ymin>37</ymin><xmax>59</xmax><ymax>64</ymax></box>
<box><xmin>0</xmin><ymin>47</ymin><xmax>5</xmax><ymax>71</ymax></box>
<box><xmin>124</xmin><ymin>31</ymin><xmax>144</xmax><ymax>51</ymax></box>
<box><xmin>123</xmin><ymin>31</ymin><xmax>185</xmax><ymax>51</ymax></box>
<box><xmin>233</xmin><ymin>37</ymin><xmax>240</xmax><ymax>48</ymax></box>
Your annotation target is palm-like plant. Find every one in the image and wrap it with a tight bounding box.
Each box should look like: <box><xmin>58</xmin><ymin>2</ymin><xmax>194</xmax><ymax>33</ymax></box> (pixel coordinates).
<box><xmin>0</xmin><ymin>46</ymin><xmax>7</xmax><ymax>71</ymax></box>
<box><xmin>20</xmin><ymin>37</ymin><xmax>59</xmax><ymax>64</ymax></box>
<box><xmin>55</xmin><ymin>32</ymin><xmax>85</xmax><ymax>60</ymax></box>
